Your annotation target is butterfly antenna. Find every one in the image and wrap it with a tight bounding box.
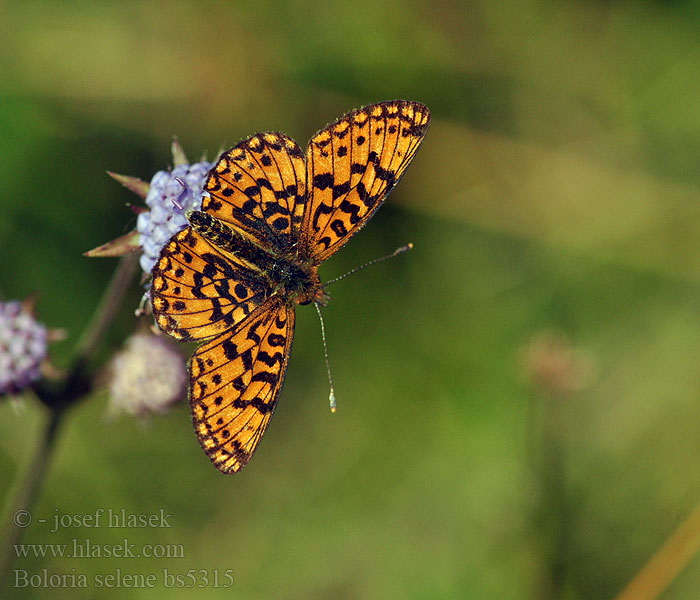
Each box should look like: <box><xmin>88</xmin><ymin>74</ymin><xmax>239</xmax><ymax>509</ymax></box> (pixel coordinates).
<box><xmin>324</xmin><ymin>243</ymin><xmax>413</xmax><ymax>287</ymax></box>
<box><xmin>314</xmin><ymin>302</ymin><xmax>337</xmax><ymax>412</ymax></box>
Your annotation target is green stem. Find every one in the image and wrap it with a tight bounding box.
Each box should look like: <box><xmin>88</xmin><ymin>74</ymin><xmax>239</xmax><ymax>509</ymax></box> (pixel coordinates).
<box><xmin>529</xmin><ymin>389</ymin><xmax>569</xmax><ymax>600</ymax></box>
<box><xmin>0</xmin><ymin>253</ymin><xmax>139</xmax><ymax>592</ymax></box>
<box><xmin>52</xmin><ymin>253</ymin><xmax>140</xmax><ymax>407</ymax></box>
<box><xmin>0</xmin><ymin>406</ymin><xmax>64</xmax><ymax>593</ymax></box>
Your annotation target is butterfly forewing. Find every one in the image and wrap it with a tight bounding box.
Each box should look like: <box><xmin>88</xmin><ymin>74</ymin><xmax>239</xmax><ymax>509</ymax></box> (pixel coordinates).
<box><xmin>303</xmin><ymin>100</ymin><xmax>430</xmax><ymax>263</ymax></box>
<box><xmin>189</xmin><ymin>299</ymin><xmax>295</xmax><ymax>473</ymax></box>
<box><xmin>151</xmin><ymin>228</ymin><xmax>268</xmax><ymax>341</ymax></box>
<box><xmin>203</xmin><ymin>132</ymin><xmax>307</xmax><ymax>251</ymax></box>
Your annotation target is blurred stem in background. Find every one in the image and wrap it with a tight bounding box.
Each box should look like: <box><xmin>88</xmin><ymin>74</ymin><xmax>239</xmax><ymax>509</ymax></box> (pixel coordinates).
<box><xmin>523</xmin><ymin>331</ymin><xmax>595</xmax><ymax>599</ymax></box>
<box><xmin>524</xmin><ymin>331</ymin><xmax>700</xmax><ymax>599</ymax></box>
<box><xmin>534</xmin><ymin>389</ymin><xmax>569</xmax><ymax>600</ymax></box>
<box><xmin>0</xmin><ymin>254</ymin><xmax>138</xmax><ymax>592</ymax></box>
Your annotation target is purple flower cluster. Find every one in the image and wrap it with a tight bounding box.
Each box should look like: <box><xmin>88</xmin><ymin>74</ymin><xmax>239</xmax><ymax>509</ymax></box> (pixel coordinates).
<box><xmin>136</xmin><ymin>160</ymin><xmax>212</xmax><ymax>275</ymax></box>
<box><xmin>0</xmin><ymin>301</ymin><xmax>47</xmax><ymax>395</ymax></box>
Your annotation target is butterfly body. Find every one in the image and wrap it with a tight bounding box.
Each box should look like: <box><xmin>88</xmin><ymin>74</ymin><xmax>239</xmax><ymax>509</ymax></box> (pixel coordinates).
<box><xmin>187</xmin><ymin>209</ymin><xmax>327</xmax><ymax>307</ymax></box>
<box><xmin>152</xmin><ymin>100</ymin><xmax>430</xmax><ymax>473</ymax></box>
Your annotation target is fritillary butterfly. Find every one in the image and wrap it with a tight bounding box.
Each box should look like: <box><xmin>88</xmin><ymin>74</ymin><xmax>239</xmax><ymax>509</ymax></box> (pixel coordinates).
<box><xmin>151</xmin><ymin>100</ymin><xmax>430</xmax><ymax>473</ymax></box>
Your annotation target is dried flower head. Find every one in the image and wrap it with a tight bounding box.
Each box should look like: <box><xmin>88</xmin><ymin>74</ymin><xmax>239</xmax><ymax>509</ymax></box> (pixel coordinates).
<box><xmin>107</xmin><ymin>333</ymin><xmax>186</xmax><ymax>417</ymax></box>
<box><xmin>0</xmin><ymin>299</ymin><xmax>48</xmax><ymax>396</ymax></box>
<box><xmin>521</xmin><ymin>331</ymin><xmax>596</xmax><ymax>397</ymax></box>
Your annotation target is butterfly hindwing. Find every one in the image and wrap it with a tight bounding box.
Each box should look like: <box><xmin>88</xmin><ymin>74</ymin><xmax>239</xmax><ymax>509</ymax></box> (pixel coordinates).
<box><xmin>151</xmin><ymin>228</ymin><xmax>268</xmax><ymax>341</ymax></box>
<box><xmin>203</xmin><ymin>132</ymin><xmax>307</xmax><ymax>252</ymax></box>
<box><xmin>303</xmin><ymin>100</ymin><xmax>430</xmax><ymax>263</ymax></box>
<box><xmin>188</xmin><ymin>299</ymin><xmax>295</xmax><ymax>473</ymax></box>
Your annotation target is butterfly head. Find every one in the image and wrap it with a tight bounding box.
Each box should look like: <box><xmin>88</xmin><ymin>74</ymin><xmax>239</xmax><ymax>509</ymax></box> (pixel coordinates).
<box><xmin>287</xmin><ymin>264</ymin><xmax>329</xmax><ymax>307</ymax></box>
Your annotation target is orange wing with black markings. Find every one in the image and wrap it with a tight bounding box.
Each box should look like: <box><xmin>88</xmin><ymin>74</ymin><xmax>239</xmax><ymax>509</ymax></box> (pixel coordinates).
<box><xmin>303</xmin><ymin>100</ymin><xmax>430</xmax><ymax>263</ymax></box>
<box><xmin>151</xmin><ymin>100</ymin><xmax>430</xmax><ymax>474</ymax></box>
<box><xmin>151</xmin><ymin>228</ymin><xmax>268</xmax><ymax>341</ymax></box>
<box><xmin>188</xmin><ymin>299</ymin><xmax>295</xmax><ymax>473</ymax></box>
<box><xmin>202</xmin><ymin>132</ymin><xmax>307</xmax><ymax>251</ymax></box>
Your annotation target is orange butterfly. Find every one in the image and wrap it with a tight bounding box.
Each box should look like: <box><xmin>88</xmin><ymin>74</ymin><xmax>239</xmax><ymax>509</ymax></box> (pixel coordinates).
<box><xmin>151</xmin><ymin>101</ymin><xmax>430</xmax><ymax>473</ymax></box>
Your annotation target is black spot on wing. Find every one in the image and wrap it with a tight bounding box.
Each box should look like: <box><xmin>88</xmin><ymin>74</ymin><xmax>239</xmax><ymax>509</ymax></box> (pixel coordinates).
<box><xmin>332</xmin><ymin>181</ymin><xmax>350</xmax><ymax>199</ymax></box>
<box><xmin>313</xmin><ymin>173</ymin><xmax>333</xmax><ymax>191</ymax></box>
<box><xmin>222</xmin><ymin>340</ymin><xmax>237</xmax><ymax>361</ymax></box>
<box><xmin>312</xmin><ymin>202</ymin><xmax>333</xmax><ymax>229</ymax></box>
<box><xmin>339</xmin><ymin>199</ymin><xmax>361</xmax><ymax>224</ymax></box>
<box><xmin>330</xmin><ymin>219</ymin><xmax>348</xmax><ymax>237</ymax></box>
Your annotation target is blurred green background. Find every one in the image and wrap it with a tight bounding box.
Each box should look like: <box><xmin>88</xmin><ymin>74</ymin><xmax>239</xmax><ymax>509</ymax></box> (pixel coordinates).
<box><xmin>2</xmin><ymin>1</ymin><xmax>700</xmax><ymax>598</ymax></box>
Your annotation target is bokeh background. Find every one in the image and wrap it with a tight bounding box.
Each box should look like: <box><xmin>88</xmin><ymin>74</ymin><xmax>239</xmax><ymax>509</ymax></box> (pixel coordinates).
<box><xmin>2</xmin><ymin>1</ymin><xmax>700</xmax><ymax>598</ymax></box>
